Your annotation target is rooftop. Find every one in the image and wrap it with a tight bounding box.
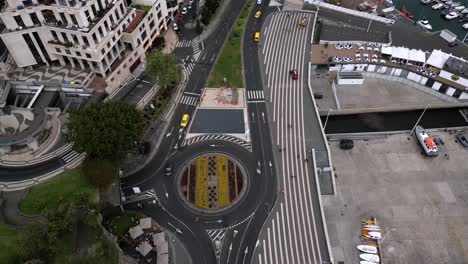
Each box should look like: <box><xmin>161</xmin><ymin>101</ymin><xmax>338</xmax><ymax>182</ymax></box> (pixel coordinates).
<box><xmin>320</xmin><ymin>23</ymin><xmax>390</xmax><ymax>44</ymax></box>
<box><xmin>126</xmin><ymin>10</ymin><xmax>145</xmax><ymax>33</ymax></box>
<box><xmin>444</xmin><ymin>57</ymin><xmax>468</xmax><ymax>80</ymax></box>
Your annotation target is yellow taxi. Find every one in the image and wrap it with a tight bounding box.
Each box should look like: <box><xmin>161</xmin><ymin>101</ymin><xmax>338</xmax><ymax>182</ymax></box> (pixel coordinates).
<box><xmin>180</xmin><ymin>114</ymin><xmax>190</xmax><ymax>128</ymax></box>
<box><xmin>254</xmin><ymin>32</ymin><xmax>260</xmax><ymax>42</ymax></box>
<box><xmin>255</xmin><ymin>11</ymin><xmax>262</xmax><ymax>19</ymax></box>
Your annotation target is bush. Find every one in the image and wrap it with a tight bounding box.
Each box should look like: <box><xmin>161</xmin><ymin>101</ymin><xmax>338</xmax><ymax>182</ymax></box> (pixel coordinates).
<box><xmin>339</xmin><ymin>139</ymin><xmax>354</xmax><ymax>150</ymax></box>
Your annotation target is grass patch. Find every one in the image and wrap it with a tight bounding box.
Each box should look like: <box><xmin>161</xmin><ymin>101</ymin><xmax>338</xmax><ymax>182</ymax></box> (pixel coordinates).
<box><xmin>108</xmin><ymin>212</ymin><xmax>138</xmax><ymax>239</ymax></box>
<box><xmin>0</xmin><ymin>224</ymin><xmax>20</xmax><ymax>263</ymax></box>
<box><xmin>19</xmin><ymin>169</ymin><xmax>99</xmax><ymax>215</ymax></box>
<box><xmin>208</xmin><ymin>0</ymin><xmax>255</xmax><ymax>88</ymax></box>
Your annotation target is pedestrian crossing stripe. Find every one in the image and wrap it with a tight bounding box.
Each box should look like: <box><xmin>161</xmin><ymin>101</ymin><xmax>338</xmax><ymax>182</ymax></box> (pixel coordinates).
<box><xmin>192</xmin><ymin>43</ymin><xmax>202</xmax><ymax>54</ymax></box>
<box><xmin>61</xmin><ymin>150</ymin><xmax>81</xmax><ymax>163</ymax></box>
<box><xmin>182</xmin><ymin>134</ymin><xmax>252</xmax><ymax>151</ymax></box>
<box><xmin>247</xmin><ymin>90</ymin><xmax>265</xmax><ymax>100</ymax></box>
<box><xmin>180</xmin><ymin>95</ymin><xmax>198</xmax><ymax>106</ymax></box>
<box><xmin>184</xmin><ymin>62</ymin><xmax>195</xmax><ymax>76</ymax></box>
<box><xmin>176</xmin><ymin>40</ymin><xmax>192</xmax><ymax>48</ymax></box>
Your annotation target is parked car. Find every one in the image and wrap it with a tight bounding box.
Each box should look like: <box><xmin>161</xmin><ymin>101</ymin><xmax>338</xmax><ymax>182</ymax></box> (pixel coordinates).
<box><xmin>173</xmin><ymin>23</ymin><xmax>178</xmax><ymax>31</ymax></box>
<box><xmin>256</xmin><ymin>0</ymin><xmax>262</xmax><ymax>4</ymax></box>
<box><xmin>457</xmin><ymin>133</ymin><xmax>468</xmax><ymax>147</ymax></box>
<box><xmin>182</xmin><ymin>7</ymin><xmax>188</xmax><ymax>14</ymax></box>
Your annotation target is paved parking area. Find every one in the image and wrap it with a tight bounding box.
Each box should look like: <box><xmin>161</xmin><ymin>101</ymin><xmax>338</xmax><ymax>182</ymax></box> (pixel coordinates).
<box><xmin>323</xmin><ymin>130</ymin><xmax>468</xmax><ymax>264</ymax></box>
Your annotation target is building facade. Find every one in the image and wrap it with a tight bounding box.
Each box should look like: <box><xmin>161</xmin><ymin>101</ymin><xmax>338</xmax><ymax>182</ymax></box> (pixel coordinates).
<box><xmin>0</xmin><ymin>0</ymin><xmax>183</xmax><ymax>92</ymax></box>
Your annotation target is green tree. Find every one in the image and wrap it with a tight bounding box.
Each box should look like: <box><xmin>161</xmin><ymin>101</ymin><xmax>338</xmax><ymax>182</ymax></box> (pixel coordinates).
<box><xmin>19</xmin><ymin>224</ymin><xmax>52</xmax><ymax>262</ymax></box>
<box><xmin>82</xmin><ymin>159</ymin><xmax>118</xmax><ymax>190</ymax></box>
<box><xmin>146</xmin><ymin>50</ymin><xmax>181</xmax><ymax>89</ymax></box>
<box><xmin>67</xmin><ymin>101</ymin><xmax>144</xmax><ymax>161</ymax></box>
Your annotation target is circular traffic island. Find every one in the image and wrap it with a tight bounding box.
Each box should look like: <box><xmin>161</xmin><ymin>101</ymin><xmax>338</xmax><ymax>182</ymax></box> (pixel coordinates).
<box><xmin>179</xmin><ymin>153</ymin><xmax>247</xmax><ymax>213</ymax></box>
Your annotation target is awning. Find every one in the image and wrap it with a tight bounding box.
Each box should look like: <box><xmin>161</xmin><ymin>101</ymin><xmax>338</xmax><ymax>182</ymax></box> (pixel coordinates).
<box><xmin>381</xmin><ymin>46</ymin><xmax>392</xmax><ymax>55</ymax></box>
<box><xmin>426</xmin><ymin>49</ymin><xmax>451</xmax><ymax>69</ymax></box>
<box><xmin>409</xmin><ymin>49</ymin><xmax>426</xmax><ymax>63</ymax></box>
<box><xmin>136</xmin><ymin>241</ymin><xmax>153</xmax><ymax>257</ymax></box>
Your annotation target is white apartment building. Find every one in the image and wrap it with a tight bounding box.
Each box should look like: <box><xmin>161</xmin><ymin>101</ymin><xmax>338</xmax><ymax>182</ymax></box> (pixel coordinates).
<box><xmin>0</xmin><ymin>0</ymin><xmax>183</xmax><ymax>92</ymax></box>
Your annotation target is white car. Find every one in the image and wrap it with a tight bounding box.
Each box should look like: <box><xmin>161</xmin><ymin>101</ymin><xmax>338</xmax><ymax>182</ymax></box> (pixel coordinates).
<box><xmin>188</xmin><ymin>4</ymin><xmax>192</xmax><ymax>9</ymax></box>
<box><xmin>344</xmin><ymin>43</ymin><xmax>353</xmax><ymax>49</ymax></box>
<box><xmin>257</xmin><ymin>0</ymin><xmax>262</xmax><ymax>4</ymax></box>
<box><xmin>173</xmin><ymin>23</ymin><xmax>178</xmax><ymax>31</ymax></box>
<box><xmin>335</xmin><ymin>43</ymin><xmax>343</xmax><ymax>49</ymax></box>
<box><xmin>189</xmin><ymin>0</ymin><xmax>194</xmax><ymax>4</ymax></box>
<box><xmin>181</xmin><ymin>7</ymin><xmax>188</xmax><ymax>14</ymax></box>
<box><xmin>333</xmin><ymin>56</ymin><xmax>342</xmax><ymax>62</ymax></box>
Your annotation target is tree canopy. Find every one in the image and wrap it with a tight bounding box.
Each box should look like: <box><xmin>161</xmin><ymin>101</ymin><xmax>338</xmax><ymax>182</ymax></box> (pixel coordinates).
<box><xmin>67</xmin><ymin>101</ymin><xmax>144</xmax><ymax>161</ymax></box>
<box><xmin>145</xmin><ymin>49</ymin><xmax>181</xmax><ymax>89</ymax></box>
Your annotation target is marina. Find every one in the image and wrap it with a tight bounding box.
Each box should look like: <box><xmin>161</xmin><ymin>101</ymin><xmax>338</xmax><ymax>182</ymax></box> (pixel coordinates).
<box><xmin>393</xmin><ymin>0</ymin><xmax>468</xmax><ymax>40</ymax></box>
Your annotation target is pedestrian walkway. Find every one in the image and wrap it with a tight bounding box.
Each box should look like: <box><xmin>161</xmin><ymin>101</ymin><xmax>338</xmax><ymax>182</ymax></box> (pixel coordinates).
<box><xmin>60</xmin><ymin>149</ymin><xmax>81</xmax><ymax>164</ymax></box>
<box><xmin>192</xmin><ymin>42</ymin><xmax>203</xmax><ymax>54</ymax></box>
<box><xmin>182</xmin><ymin>134</ymin><xmax>252</xmax><ymax>151</ymax></box>
<box><xmin>247</xmin><ymin>90</ymin><xmax>265</xmax><ymax>101</ymax></box>
<box><xmin>176</xmin><ymin>40</ymin><xmax>192</xmax><ymax>48</ymax></box>
<box><xmin>184</xmin><ymin>61</ymin><xmax>195</xmax><ymax>76</ymax></box>
<box><xmin>180</xmin><ymin>94</ymin><xmax>199</xmax><ymax>106</ymax></box>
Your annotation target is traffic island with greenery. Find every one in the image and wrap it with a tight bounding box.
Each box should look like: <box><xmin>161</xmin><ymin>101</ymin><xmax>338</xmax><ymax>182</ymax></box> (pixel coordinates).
<box><xmin>143</xmin><ymin>50</ymin><xmax>182</xmax><ymax>123</ymax></box>
<box><xmin>208</xmin><ymin>0</ymin><xmax>254</xmax><ymax>88</ymax></box>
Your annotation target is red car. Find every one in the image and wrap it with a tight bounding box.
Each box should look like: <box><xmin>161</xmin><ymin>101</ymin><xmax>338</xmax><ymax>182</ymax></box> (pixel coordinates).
<box><xmin>400</xmin><ymin>7</ymin><xmax>414</xmax><ymax>19</ymax></box>
<box><xmin>289</xmin><ymin>69</ymin><xmax>298</xmax><ymax>80</ymax></box>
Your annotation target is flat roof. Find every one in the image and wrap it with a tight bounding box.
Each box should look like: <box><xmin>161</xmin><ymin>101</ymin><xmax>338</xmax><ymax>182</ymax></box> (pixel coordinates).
<box><xmin>444</xmin><ymin>57</ymin><xmax>468</xmax><ymax>80</ymax></box>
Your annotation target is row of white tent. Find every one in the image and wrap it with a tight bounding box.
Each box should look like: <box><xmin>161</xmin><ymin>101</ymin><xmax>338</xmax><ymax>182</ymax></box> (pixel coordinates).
<box><xmin>380</xmin><ymin>46</ymin><xmax>458</xmax><ymax>70</ymax></box>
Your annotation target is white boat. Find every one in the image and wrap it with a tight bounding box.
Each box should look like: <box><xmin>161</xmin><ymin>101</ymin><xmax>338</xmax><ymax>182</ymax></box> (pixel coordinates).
<box><xmin>365</xmin><ymin>231</ymin><xmax>382</xmax><ymax>240</ymax></box>
<box><xmin>446</xmin><ymin>11</ymin><xmax>459</xmax><ymax>19</ymax></box>
<box><xmin>432</xmin><ymin>3</ymin><xmax>444</xmax><ymax>9</ymax></box>
<box><xmin>446</xmin><ymin>0</ymin><xmax>453</xmax><ymax>5</ymax></box>
<box><xmin>415</xmin><ymin>126</ymin><xmax>438</xmax><ymax>156</ymax></box>
<box><xmin>360</xmin><ymin>253</ymin><xmax>380</xmax><ymax>263</ymax></box>
<box><xmin>357</xmin><ymin>245</ymin><xmax>378</xmax><ymax>254</ymax></box>
<box><xmin>461</xmin><ymin>8</ymin><xmax>468</xmax><ymax>14</ymax></box>
<box><xmin>451</xmin><ymin>2</ymin><xmax>461</xmax><ymax>7</ymax></box>
<box><xmin>417</xmin><ymin>19</ymin><xmax>433</xmax><ymax>30</ymax></box>
<box><xmin>454</xmin><ymin>5</ymin><xmax>465</xmax><ymax>11</ymax></box>
<box><xmin>463</xmin><ymin>22</ymin><xmax>468</xmax><ymax>29</ymax></box>
<box><xmin>363</xmin><ymin>224</ymin><xmax>381</xmax><ymax>231</ymax></box>
<box><xmin>421</xmin><ymin>0</ymin><xmax>432</xmax><ymax>4</ymax></box>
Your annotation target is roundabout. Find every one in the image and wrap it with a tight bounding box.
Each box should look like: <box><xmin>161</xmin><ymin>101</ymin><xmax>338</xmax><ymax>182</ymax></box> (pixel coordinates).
<box><xmin>178</xmin><ymin>153</ymin><xmax>247</xmax><ymax>213</ymax></box>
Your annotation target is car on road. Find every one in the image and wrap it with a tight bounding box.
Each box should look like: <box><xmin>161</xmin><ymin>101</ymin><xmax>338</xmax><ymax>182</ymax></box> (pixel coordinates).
<box><xmin>173</xmin><ymin>23</ymin><xmax>178</xmax><ymax>31</ymax></box>
<box><xmin>181</xmin><ymin>7</ymin><xmax>187</xmax><ymax>14</ymax></box>
<box><xmin>254</xmin><ymin>32</ymin><xmax>260</xmax><ymax>42</ymax></box>
<box><xmin>255</xmin><ymin>11</ymin><xmax>262</xmax><ymax>18</ymax></box>
<box><xmin>189</xmin><ymin>0</ymin><xmax>194</xmax><ymax>4</ymax></box>
<box><xmin>256</xmin><ymin>0</ymin><xmax>262</xmax><ymax>4</ymax></box>
<box><xmin>449</xmin><ymin>41</ymin><xmax>459</xmax><ymax>47</ymax></box>
<box><xmin>289</xmin><ymin>69</ymin><xmax>298</xmax><ymax>80</ymax></box>
<box><xmin>181</xmin><ymin>114</ymin><xmax>190</xmax><ymax>127</ymax></box>
<box><xmin>188</xmin><ymin>4</ymin><xmax>192</xmax><ymax>9</ymax></box>
<box><xmin>457</xmin><ymin>134</ymin><xmax>468</xmax><ymax>148</ymax></box>
<box><xmin>165</xmin><ymin>163</ymin><xmax>173</xmax><ymax>176</ymax></box>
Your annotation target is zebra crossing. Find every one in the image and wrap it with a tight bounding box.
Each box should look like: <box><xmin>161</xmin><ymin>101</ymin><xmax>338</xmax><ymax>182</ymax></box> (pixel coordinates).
<box><xmin>60</xmin><ymin>149</ymin><xmax>81</xmax><ymax>163</ymax></box>
<box><xmin>192</xmin><ymin>42</ymin><xmax>202</xmax><ymax>54</ymax></box>
<box><xmin>176</xmin><ymin>40</ymin><xmax>192</xmax><ymax>48</ymax></box>
<box><xmin>184</xmin><ymin>61</ymin><xmax>195</xmax><ymax>76</ymax></box>
<box><xmin>247</xmin><ymin>90</ymin><xmax>265</xmax><ymax>103</ymax></box>
<box><xmin>182</xmin><ymin>134</ymin><xmax>252</xmax><ymax>151</ymax></box>
<box><xmin>179</xmin><ymin>94</ymin><xmax>199</xmax><ymax>106</ymax></box>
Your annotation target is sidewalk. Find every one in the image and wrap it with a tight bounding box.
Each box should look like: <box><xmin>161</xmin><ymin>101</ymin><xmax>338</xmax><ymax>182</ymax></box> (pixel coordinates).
<box><xmin>162</xmin><ymin>29</ymin><xmax>178</xmax><ymax>54</ymax></box>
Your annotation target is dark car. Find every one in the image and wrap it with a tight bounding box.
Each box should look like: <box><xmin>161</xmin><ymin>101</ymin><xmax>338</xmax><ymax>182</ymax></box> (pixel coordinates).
<box><xmin>165</xmin><ymin>163</ymin><xmax>173</xmax><ymax>176</ymax></box>
<box><xmin>289</xmin><ymin>69</ymin><xmax>298</xmax><ymax>80</ymax></box>
<box><xmin>449</xmin><ymin>41</ymin><xmax>459</xmax><ymax>48</ymax></box>
<box><xmin>457</xmin><ymin>134</ymin><xmax>468</xmax><ymax>148</ymax></box>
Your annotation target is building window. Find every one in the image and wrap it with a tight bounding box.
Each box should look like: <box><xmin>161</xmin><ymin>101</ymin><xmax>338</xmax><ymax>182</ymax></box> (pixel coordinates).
<box><xmin>157</xmin><ymin>11</ymin><xmax>162</xmax><ymax>20</ymax></box>
<box><xmin>112</xmin><ymin>36</ymin><xmax>116</xmax><ymax>42</ymax></box>
<box><xmin>82</xmin><ymin>36</ymin><xmax>90</xmax><ymax>47</ymax></box>
<box><xmin>66</xmin><ymin>49</ymin><xmax>71</xmax><ymax>54</ymax></box>
<box><xmin>86</xmin><ymin>53</ymin><xmax>91</xmax><ymax>58</ymax></box>
<box><xmin>92</xmin><ymin>33</ymin><xmax>98</xmax><ymax>43</ymax></box>
<box><xmin>30</xmin><ymin>13</ymin><xmax>41</xmax><ymax>25</ymax></box>
<box><xmin>149</xmin><ymin>21</ymin><xmax>155</xmax><ymax>29</ymax></box>
<box><xmin>141</xmin><ymin>30</ymin><xmax>147</xmax><ymax>40</ymax></box>
<box><xmin>120</xmin><ymin>4</ymin><xmax>125</xmax><ymax>16</ymax></box>
<box><xmin>101</xmin><ymin>49</ymin><xmax>105</xmax><ymax>55</ymax></box>
<box><xmin>85</xmin><ymin>10</ymin><xmax>90</xmax><ymax>20</ymax></box>
<box><xmin>51</xmin><ymin>30</ymin><xmax>59</xmax><ymax>41</ymax></box>
<box><xmin>71</xmin><ymin>34</ymin><xmax>79</xmax><ymax>44</ymax></box>
<box><xmin>59</xmin><ymin>12</ymin><xmax>67</xmax><ymax>24</ymax></box>
<box><xmin>75</xmin><ymin>51</ymin><xmax>81</xmax><ymax>56</ymax></box>
<box><xmin>55</xmin><ymin>47</ymin><xmax>61</xmax><ymax>52</ymax></box>
<box><xmin>14</xmin><ymin>15</ymin><xmax>25</xmax><ymax>27</ymax></box>
<box><xmin>61</xmin><ymin>32</ymin><xmax>69</xmax><ymax>42</ymax></box>
<box><xmin>107</xmin><ymin>42</ymin><xmax>111</xmax><ymax>48</ymax></box>
<box><xmin>70</xmin><ymin>14</ymin><xmax>78</xmax><ymax>25</ymax></box>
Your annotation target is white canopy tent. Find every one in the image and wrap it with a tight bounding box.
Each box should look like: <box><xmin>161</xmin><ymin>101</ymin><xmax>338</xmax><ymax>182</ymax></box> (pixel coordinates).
<box><xmin>425</xmin><ymin>49</ymin><xmax>451</xmax><ymax>69</ymax></box>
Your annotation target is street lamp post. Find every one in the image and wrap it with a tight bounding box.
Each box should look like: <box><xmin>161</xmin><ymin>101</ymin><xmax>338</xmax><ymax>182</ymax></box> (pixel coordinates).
<box><xmin>410</xmin><ymin>104</ymin><xmax>430</xmax><ymax>135</ymax></box>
